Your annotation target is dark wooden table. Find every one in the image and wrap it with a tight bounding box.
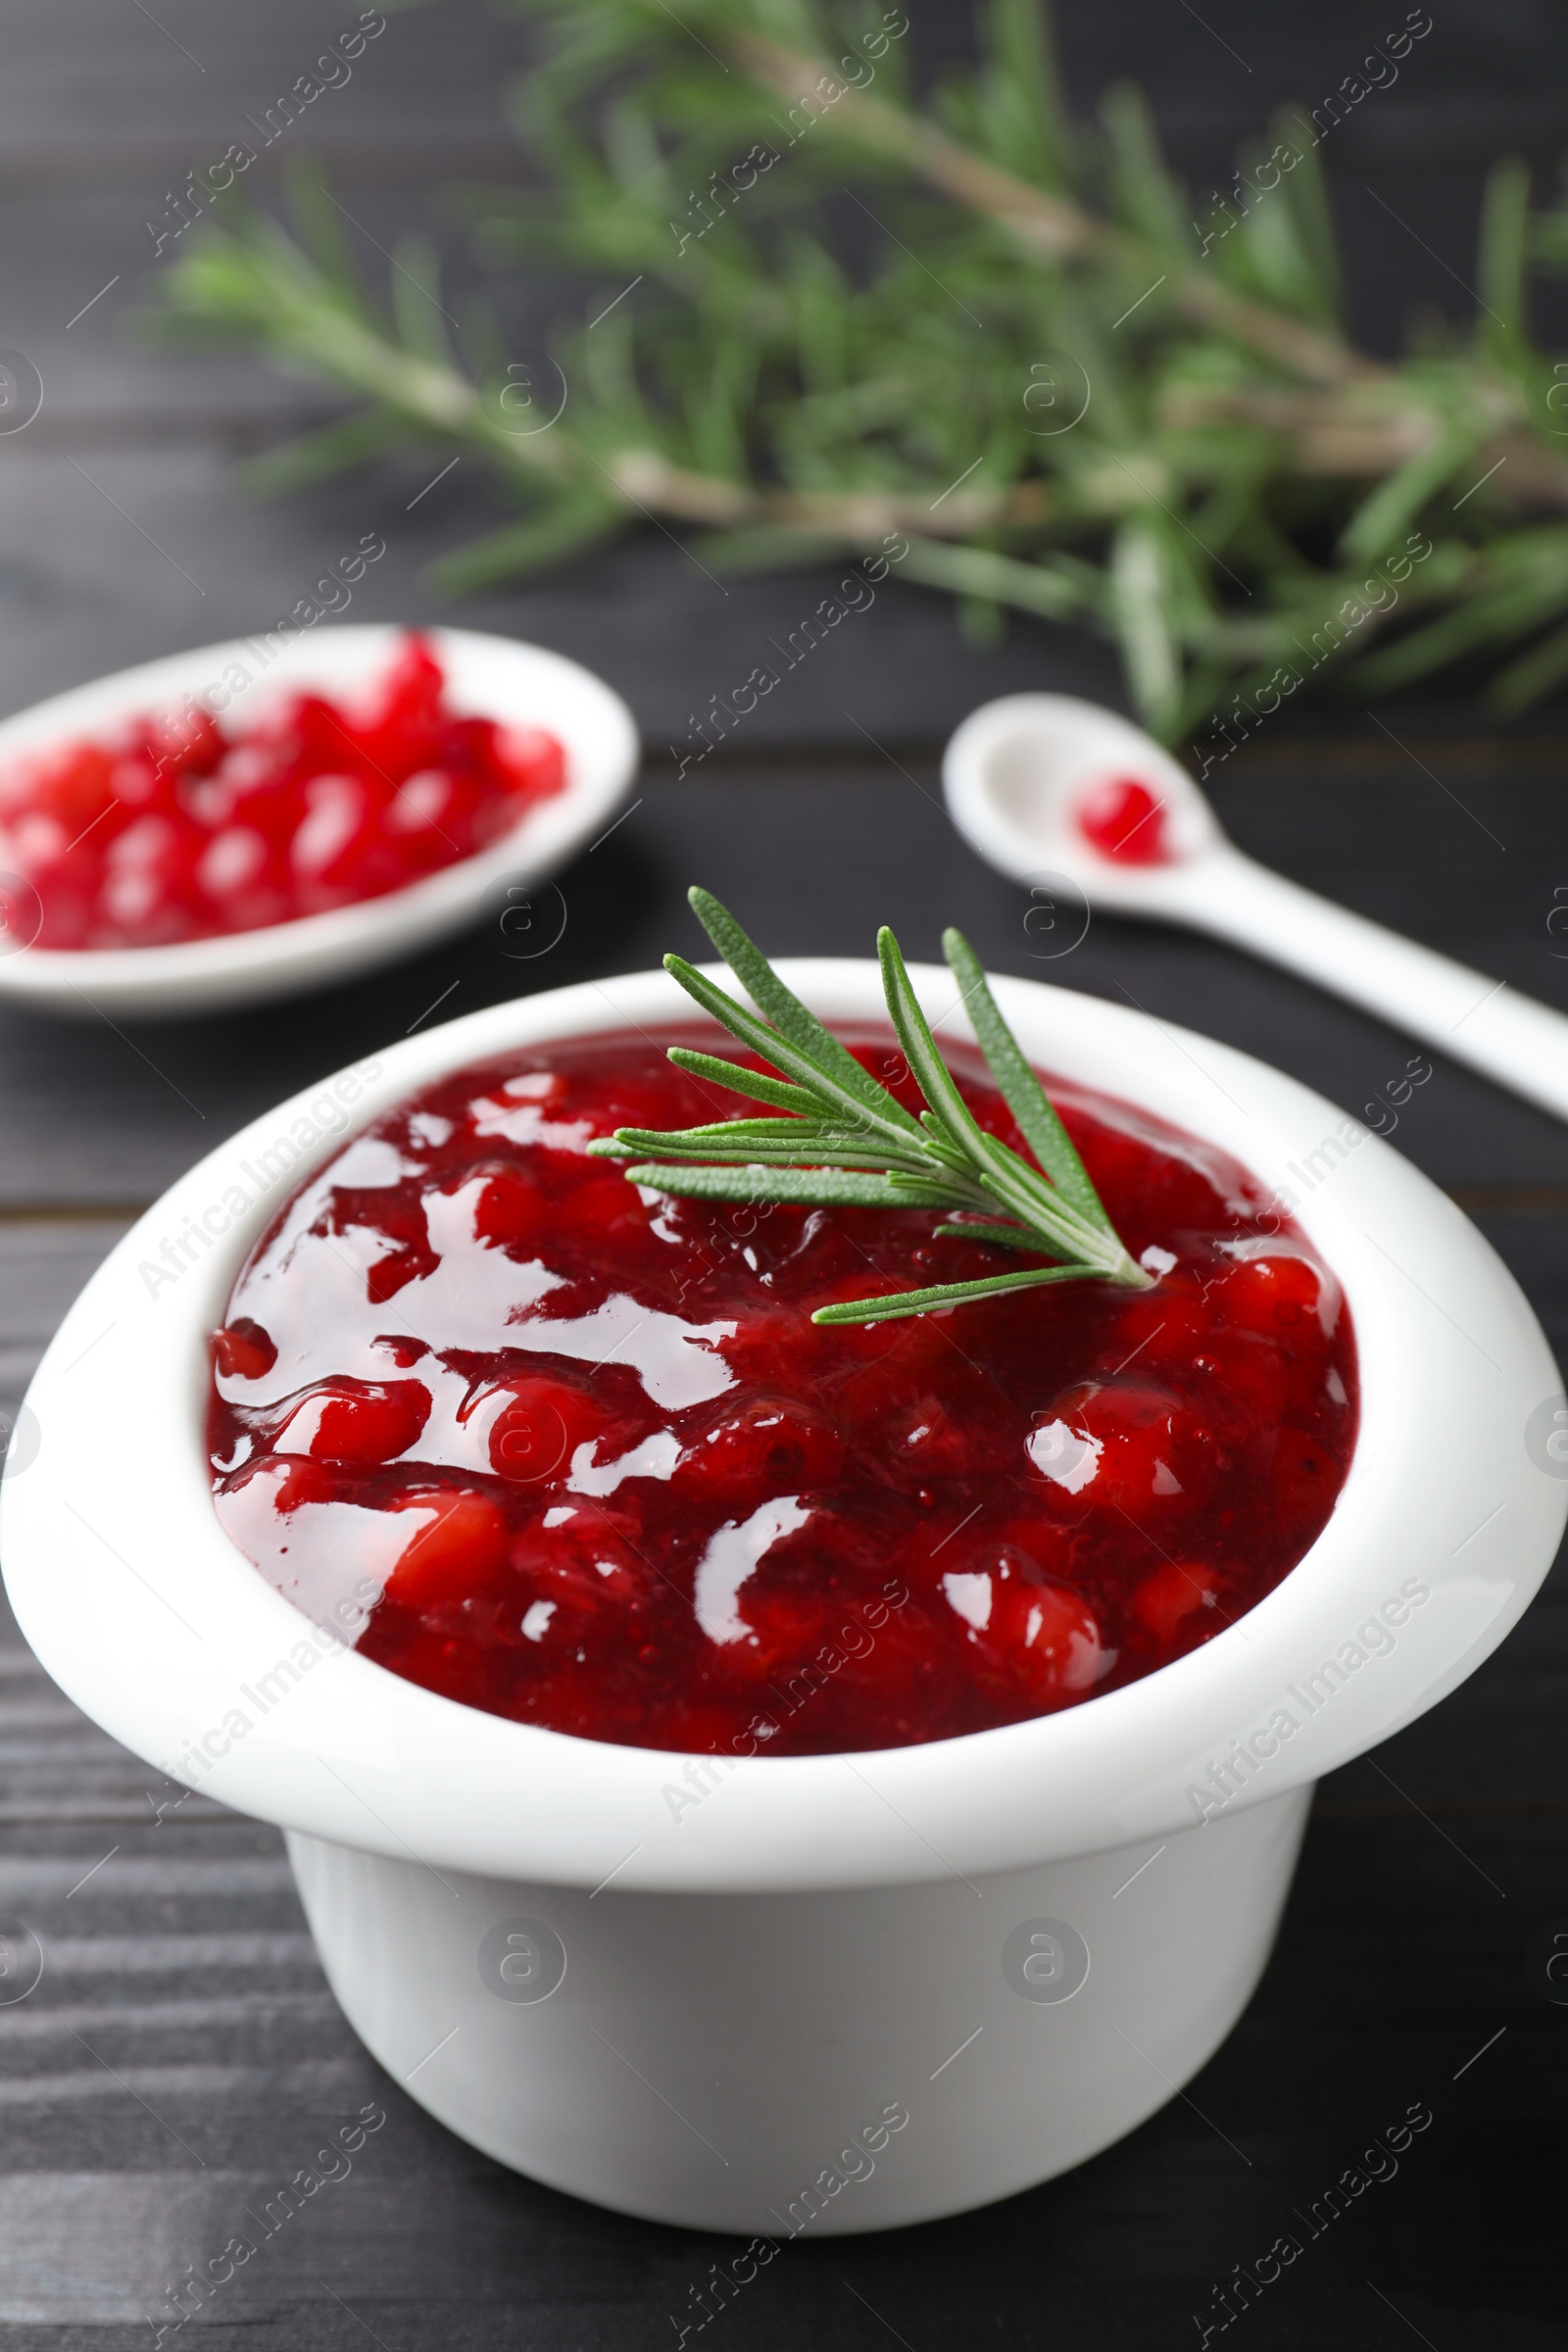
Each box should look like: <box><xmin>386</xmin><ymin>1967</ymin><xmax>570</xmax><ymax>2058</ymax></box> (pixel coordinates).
<box><xmin>3</xmin><ymin>6</ymin><xmax>1567</xmax><ymax>2347</ymax></box>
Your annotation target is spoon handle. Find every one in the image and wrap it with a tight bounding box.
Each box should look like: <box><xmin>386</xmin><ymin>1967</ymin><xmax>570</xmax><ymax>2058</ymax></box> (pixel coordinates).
<box><xmin>1179</xmin><ymin>850</ymin><xmax>1568</xmax><ymax>1124</ymax></box>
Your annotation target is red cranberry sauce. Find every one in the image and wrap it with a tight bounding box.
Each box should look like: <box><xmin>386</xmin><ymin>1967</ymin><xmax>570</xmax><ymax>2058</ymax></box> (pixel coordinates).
<box><xmin>0</xmin><ymin>634</ymin><xmax>564</xmax><ymax>950</ymax></box>
<box><xmin>207</xmin><ymin>1032</ymin><xmax>1357</xmax><ymax>1756</ymax></box>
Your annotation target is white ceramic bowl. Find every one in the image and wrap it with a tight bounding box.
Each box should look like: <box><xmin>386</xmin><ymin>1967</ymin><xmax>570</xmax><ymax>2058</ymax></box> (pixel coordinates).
<box><xmin>0</xmin><ymin>624</ymin><xmax>639</xmax><ymax>1018</ymax></box>
<box><xmin>3</xmin><ymin>963</ymin><xmax>1563</xmax><ymax>2234</ymax></box>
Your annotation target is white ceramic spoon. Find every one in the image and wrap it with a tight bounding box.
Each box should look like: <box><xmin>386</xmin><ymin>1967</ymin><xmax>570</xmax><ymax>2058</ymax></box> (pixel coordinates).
<box><xmin>944</xmin><ymin>691</ymin><xmax>1568</xmax><ymax>1126</ymax></box>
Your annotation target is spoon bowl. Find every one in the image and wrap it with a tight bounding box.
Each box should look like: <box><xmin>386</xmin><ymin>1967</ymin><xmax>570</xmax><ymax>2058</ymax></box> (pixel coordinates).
<box><xmin>943</xmin><ymin>693</ymin><xmax>1223</xmax><ymax>915</ymax></box>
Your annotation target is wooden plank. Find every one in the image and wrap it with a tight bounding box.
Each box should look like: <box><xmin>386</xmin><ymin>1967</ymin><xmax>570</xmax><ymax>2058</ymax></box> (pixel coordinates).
<box><xmin>0</xmin><ymin>0</ymin><xmax>1549</xmax><ymax>180</ymax></box>
<box><xmin>0</xmin><ymin>1797</ymin><xmax>1561</xmax><ymax>2339</ymax></box>
<box><xmin>5</xmin><ymin>760</ymin><xmax>1568</xmax><ymax>1205</ymax></box>
<box><xmin>0</xmin><ymin>0</ymin><xmax>524</xmax><ymax>164</ymax></box>
<box><xmin>3</xmin><ymin>195</ymin><xmax>556</xmax><ymax>442</ymax></box>
<box><xmin>0</xmin><ymin>442</ymin><xmax>1126</xmax><ymax>737</ymax></box>
<box><xmin>0</xmin><ymin>1220</ymin><xmax>132</xmax><ymax>1410</ymax></box>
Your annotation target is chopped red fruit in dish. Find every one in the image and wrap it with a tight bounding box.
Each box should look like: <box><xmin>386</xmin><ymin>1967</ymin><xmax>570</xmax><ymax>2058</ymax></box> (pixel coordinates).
<box><xmin>0</xmin><ymin>633</ymin><xmax>565</xmax><ymax>950</ymax></box>
<box><xmin>1076</xmin><ymin>774</ymin><xmax>1169</xmax><ymax>863</ymax></box>
<box><xmin>207</xmin><ymin>1031</ymin><xmax>1357</xmax><ymax>1756</ymax></box>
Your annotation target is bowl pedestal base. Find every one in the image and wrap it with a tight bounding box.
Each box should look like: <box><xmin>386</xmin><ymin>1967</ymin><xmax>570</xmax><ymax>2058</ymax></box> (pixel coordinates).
<box><xmin>287</xmin><ymin>1782</ymin><xmax>1310</xmax><ymax>2234</ymax></box>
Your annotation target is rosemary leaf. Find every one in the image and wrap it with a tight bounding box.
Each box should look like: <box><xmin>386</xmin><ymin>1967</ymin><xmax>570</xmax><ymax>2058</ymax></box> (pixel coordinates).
<box><xmin>940</xmin><ymin>927</ymin><xmax>1107</xmax><ymax>1229</ymax></box>
<box><xmin>875</xmin><ymin>924</ymin><xmax>992</xmax><ymax>1162</ymax></box>
<box><xmin>617</xmin><ymin>1163</ymin><xmax>960</xmax><ymax>1210</ymax></box>
<box><xmin>663</xmin><ymin>1048</ymin><xmax>821</xmax><ymax>1115</ymax></box>
<box><xmin>932</xmin><ymin>1219</ymin><xmax>1056</xmax><ymax>1251</ymax></box>
<box><xmin>812</xmin><ymin>1263</ymin><xmax>1103</xmax><ymax>1325</ymax></box>
<box><xmin>611</xmin><ymin>1136</ymin><xmax>925</xmax><ymax>1170</ymax></box>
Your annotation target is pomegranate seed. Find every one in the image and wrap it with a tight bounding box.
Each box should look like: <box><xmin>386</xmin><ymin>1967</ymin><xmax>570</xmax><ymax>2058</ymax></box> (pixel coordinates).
<box><xmin>0</xmin><ymin>633</ymin><xmax>565</xmax><ymax>949</ymax></box>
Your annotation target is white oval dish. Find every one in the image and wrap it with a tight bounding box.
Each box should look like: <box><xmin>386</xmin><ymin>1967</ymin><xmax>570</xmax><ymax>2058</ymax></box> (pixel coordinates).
<box><xmin>3</xmin><ymin>963</ymin><xmax>1561</xmax><ymax>2231</ymax></box>
<box><xmin>0</xmin><ymin>623</ymin><xmax>639</xmax><ymax>1018</ymax></box>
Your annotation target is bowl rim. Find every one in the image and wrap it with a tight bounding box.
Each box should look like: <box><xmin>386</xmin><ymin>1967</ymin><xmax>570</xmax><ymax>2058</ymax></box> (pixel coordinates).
<box><xmin>0</xmin><ymin>623</ymin><xmax>639</xmax><ymax>1013</ymax></box>
<box><xmin>941</xmin><ymin>690</ymin><xmax>1232</xmax><ymax>916</ymax></box>
<box><xmin>3</xmin><ymin>958</ymin><xmax>1562</xmax><ymax>1892</ymax></box>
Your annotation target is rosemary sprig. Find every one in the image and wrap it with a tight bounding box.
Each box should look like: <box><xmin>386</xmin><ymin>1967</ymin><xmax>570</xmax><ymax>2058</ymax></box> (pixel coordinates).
<box><xmin>142</xmin><ymin>0</ymin><xmax>1568</xmax><ymax>738</ymax></box>
<box><xmin>587</xmin><ymin>887</ymin><xmax>1152</xmax><ymax>1322</ymax></box>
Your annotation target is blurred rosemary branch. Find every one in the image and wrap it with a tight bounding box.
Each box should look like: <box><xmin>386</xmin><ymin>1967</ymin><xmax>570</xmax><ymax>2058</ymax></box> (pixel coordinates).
<box><xmin>145</xmin><ymin>0</ymin><xmax>1568</xmax><ymax>739</ymax></box>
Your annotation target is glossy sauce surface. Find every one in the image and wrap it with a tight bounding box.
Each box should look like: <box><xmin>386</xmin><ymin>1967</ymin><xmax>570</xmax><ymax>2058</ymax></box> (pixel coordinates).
<box><xmin>208</xmin><ymin>1031</ymin><xmax>1357</xmax><ymax>1755</ymax></box>
<box><xmin>0</xmin><ymin>635</ymin><xmax>564</xmax><ymax>950</ymax></box>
